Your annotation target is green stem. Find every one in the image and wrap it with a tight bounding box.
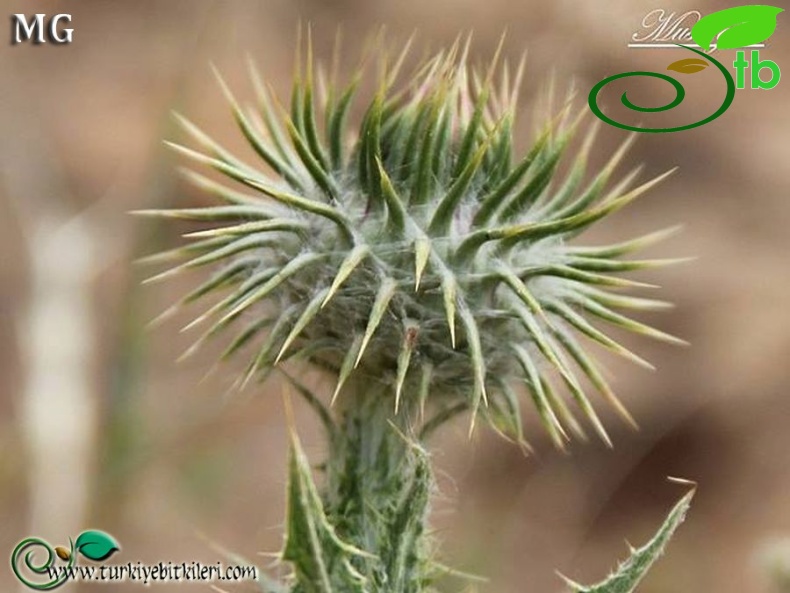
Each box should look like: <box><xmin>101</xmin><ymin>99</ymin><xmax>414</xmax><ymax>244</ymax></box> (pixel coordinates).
<box><xmin>321</xmin><ymin>382</ymin><xmax>434</xmax><ymax>592</ymax></box>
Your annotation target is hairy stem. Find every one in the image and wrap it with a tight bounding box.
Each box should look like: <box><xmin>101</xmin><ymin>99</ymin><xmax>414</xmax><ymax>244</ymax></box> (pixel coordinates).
<box><xmin>319</xmin><ymin>382</ymin><xmax>433</xmax><ymax>592</ymax></box>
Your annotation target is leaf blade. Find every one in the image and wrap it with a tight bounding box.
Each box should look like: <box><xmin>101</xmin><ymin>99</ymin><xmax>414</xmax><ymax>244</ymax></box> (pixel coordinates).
<box><xmin>561</xmin><ymin>489</ymin><xmax>694</xmax><ymax>593</ymax></box>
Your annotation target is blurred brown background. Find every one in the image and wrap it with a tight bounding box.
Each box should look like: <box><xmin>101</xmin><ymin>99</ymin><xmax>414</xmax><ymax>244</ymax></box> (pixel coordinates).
<box><xmin>1</xmin><ymin>0</ymin><xmax>789</xmax><ymax>591</ymax></box>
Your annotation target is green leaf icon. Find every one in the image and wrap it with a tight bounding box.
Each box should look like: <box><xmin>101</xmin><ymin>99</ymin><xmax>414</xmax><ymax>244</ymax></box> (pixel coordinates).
<box><xmin>692</xmin><ymin>5</ymin><xmax>784</xmax><ymax>51</ymax></box>
<box><xmin>74</xmin><ymin>530</ymin><xmax>120</xmax><ymax>562</ymax></box>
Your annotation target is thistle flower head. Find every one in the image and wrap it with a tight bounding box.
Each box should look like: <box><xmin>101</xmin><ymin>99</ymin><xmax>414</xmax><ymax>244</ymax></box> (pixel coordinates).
<box><xmin>140</xmin><ymin>37</ymin><xmax>682</xmax><ymax>448</ymax></box>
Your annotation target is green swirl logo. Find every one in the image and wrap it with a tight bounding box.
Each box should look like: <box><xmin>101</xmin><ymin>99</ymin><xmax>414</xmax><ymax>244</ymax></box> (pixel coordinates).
<box><xmin>589</xmin><ymin>5</ymin><xmax>783</xmax><ymax>133</ymax></box>
<box><xmin>11</xmin><ymin>531</ymin><xmax>120</xmax><ymax>590</ymax></box>
<box><xmin>588</xmin><ymin>46</ymin><xmax>736</xmax><ymax>133</ymax></box>
<box><xmin>11</xmin><ymin>538</ymin><xmax>74</xmax><ymax>591</ymax></box>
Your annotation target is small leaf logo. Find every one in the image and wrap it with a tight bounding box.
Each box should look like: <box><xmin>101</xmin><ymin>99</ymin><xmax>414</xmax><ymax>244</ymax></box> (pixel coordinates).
<box><xmin>54</xmin><ymin>546</ymin><xmax>71</xmax><ymax>561</ymax></box>
<box><xmin>74</xmin><ymin>530</ymin><xmax>120</xmax><ymax>562</ymax></box>
<box><xmin>667</xmin><ymin>58</ymin><xmax>709</xmax><ymax>74</ymax></box>
<box><xmin>692</xmin><ymin>5</ymin><xmax>784</xmax><ymax>51</ymax></box>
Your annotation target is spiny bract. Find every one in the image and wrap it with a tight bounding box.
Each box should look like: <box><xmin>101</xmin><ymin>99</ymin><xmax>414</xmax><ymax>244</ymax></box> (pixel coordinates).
<box><xmin>139</xmin><ymin>38</ymin><xmax>683</xmax><ymax>449</ymax></box>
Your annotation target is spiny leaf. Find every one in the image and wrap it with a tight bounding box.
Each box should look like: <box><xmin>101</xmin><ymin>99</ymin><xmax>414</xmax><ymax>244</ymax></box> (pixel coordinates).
<box><xmin>541</xmin><ymin>375</ymin><xmax>587</xmax><ymax>442</ymax></box>
<box><xmin>179</xmin><ymin>267</ymin><xmax>278</xmax><ymax>333</ymax></box>
<box><xmin>479</xmin><ymin>169</ymin><xmax>676</xmax><ymax>257</ymax></box>
<box><xmin>172</xmin><ymin>113</ymin><xmax>264</xmax><ymax>182</ymax></box>
<box><xmin>398</xmin><ymin>98</ymin><xmax>432</xmax><ymax>186</ymax></box>
<box><xmin>395</xmin><ymin>322</ymin><xmax>419</xmax><ymax>413</ymax></box>
<box><xmin>428</xmin><ymin>130</ymin><xmax>495</xmax><ymax>235</ymax></box>
<box><xmin>284</xmin><ymin>118</ymin><xmax>338</xmax><ymax>200</ymax></box>
<box><xmin>328</xmin><ymin>77</ymin><xmax>360</xmax><ymax>170</ymax></box>
<box><xmin>283</xmin><ymin>423</ymin><xmax>369</xmax><ymax>593</ymax></box>
<box><xmin>566</xmin><ymin>256</ymin><xmax>690</xmax><ymax>274</ymax></box>
<box><xmin>133</xmin><ymin>206</ymin><xmax>273</xmax><ymax>222</ymax></box>
<box><xmin>410</xmin><ymin>89</ymin><xmax>447</xmax><ymax>205</ymax></box>
<box><xmin>535</xmin><ymin>124</ymin><xmax>596</xmax><ymax>216</ymax></box>
<box><xmin>247</xmin><ymin>57</ymin><xmax>296</xmax><ymax>164</ymax></box>
<box><xmin>552</xmin><ymin>326</ymin><xmax>637</xmax><ymax>429</ymax></box>
<box><xmin>221</xmin><ymin>317</ymin><xmax>276</xmax><ymax>361</ymax></box>
<box><xmin>142</xmin><ymin>235</ymin><xmax>275</xmax><ymax>284</ymax></box>
<box><xmin>497</xmin><ymin>131</ymin><xmax>573</xmax><ymax>221</ymax></box>
<box><xmin>573</xmin><ymin>286</ymin><xmax>674</xmax><ymax>312</ymax></box>
<box><xmin>566</xmin><ymin>226</ymin><xmax>682</xmax><ymax>258</ymax></box>
<box><xmin>135</xmin><ymin>236</ymin><xmax>231</xmax><ymax>266</ymax></box>
<box><xmin>178</xmin><ymin>168</ymin><xmax>284</xmax><ymax>209</ymax></box>
<box><xmin>547</xmin><ymin>300</ymin><xmax>656</xmax><ymax>370</ymax></box>
<box><xmin>561</xmin><ymin>489</ymin><xmax>694</xmax><ymax>593</ymax></box>
<box><xmin>355</xmin><ymin>278</ymin><xmax>398</xmax><ymax>367</ymax></box>
<box><xmin>498</xmin><ymin>168</ymin><xmax>673</xmax><ymax>256</ymax></box>
<box><xmin>321</xmin><ymin>245</ymin><xmax>370</xmax><ymax>308</ymax></box>
<box><xmin>512</xmin><ymin>344</ymin><xmax>566</xmax><ymax>449</ymax></box>
<box><xmin>441</xmin><ymin>273</ymin><xmax>458</xmax><ymax>348</ymax></box>
<box><xmin>413</xmin><ymin>238</ymin><xmax>431</xmax><ymax>291</ymax></box>
<box><xmin>458</xmin><ymin>303</ymin><xmax>488</xmax><ymax>426</ymax></box>
<box><xmin>571</xmin><ymin>296</ymin><xmax>688</xmax><ymax>346</ymax></box>
<box><xmin>522</xmin><ymin>265</ymin><xmax>659</xmax><ymax>290</ymax></box>
<box><xmin>164</xmin><ymin>139</ymin><xmax>269</xmax><ymax>187</ymax></box>
<box><xmin>492</xmin><ymin>378</ymin><xmax>530</xmax><ymax>451</ymax></box>
<box><xmin>505</xmin><ymin>293</ymin><xmax>613</xmax><ymax>445</ymax></box>
<box><xmin>184</xmin><ymin>219</ymin><xmax>308</xmax><ymax>239</ymax></box>
<box><xmin>511</xmin><ymin>298</ymin><xmax>576</xmax><ymax>384</ymax></box>
<box><xmin>301</xmin><ymin>34</ymin><xmax>331</xmax><ymax>173</ymax></box>
<box><xmin>375</xmin><ymin>157</ymin><xmax>407</xmax><ymax>233</ymax></box>
<box><xmin>332</xmin><ymin>335</ymin><xmax>364</xmax><ymax>405</ymax></box>
<box><xmin>276</xmin><ymin>288</ymin><xmax>330</xmax><ymax>363</ymax></box>
<box><xmin>556</xmin><ymin>369</ymin><xmax>612</xmax><ymax>448</ymax></box>
<box><xmin>430</xmin><ymin>91</ymin><xmax>454</xmax><ymax>183</ymax></box>
<box><xmin>452</xmin><ymin>83</ymin><xmax>491</xmax><ymax>180</ymax></box>
<box><xmin>241</xmin><ymin>305</ymin><xmax>303</xmax><ymax>388</ymax></box>
<box><xmin>472</xmin><ymin>125</ymin><xmax>552</xmax><ymax>226</ymax></box>
<box><xmin>241</xmin><ymin>177</ymin><xmax>354</xmax><ymax>243</ymax></box>
<box><xmin>149</xmin><ymin>257</ymin><xmax>256</xmax><ymax>327</ymax></box>
<box><xmin>359</xmin><ymin>91</ymin><xmax>385</xmax><ymax>207</ymax></box>
<box><xmin>498</xmin><ymin>265</ymin><xmax>546</xmax><ymax>319</ymax></box>
<box><xmin>212</xmin><ymin>64</ymin><xmax>305</xmax><ymax>191</ymax></box>
<box><xmin>550</xmin><ymin>134</ymin><xmax>635</xmax><ymax>220</ymax></box>
<box><xmin>221</xmin><ymin>252</ymin><xmax>326</xmax><ymax>323</ymax></box>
